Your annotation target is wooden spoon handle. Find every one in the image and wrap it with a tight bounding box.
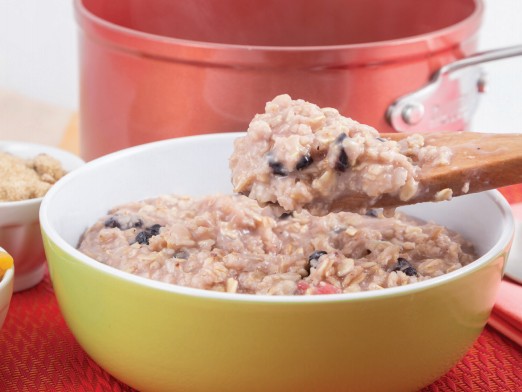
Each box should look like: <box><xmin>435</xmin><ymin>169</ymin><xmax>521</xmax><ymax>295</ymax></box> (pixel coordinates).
<box><xmin>332</xmin><ymin>132</ymin><xmax>522</xmax><ymax>211</ymax></box>
<box><xmin>419</xmin><ymin>132</ymin><xmax>522</xmax><ymax>199</ymax></box>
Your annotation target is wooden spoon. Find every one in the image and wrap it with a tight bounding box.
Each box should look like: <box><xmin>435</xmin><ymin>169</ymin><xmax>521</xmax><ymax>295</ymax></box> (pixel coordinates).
<box><xmin>331</xmin><ymin>131</ymin><xmax>522</xmax><ymax>211</ymax></box>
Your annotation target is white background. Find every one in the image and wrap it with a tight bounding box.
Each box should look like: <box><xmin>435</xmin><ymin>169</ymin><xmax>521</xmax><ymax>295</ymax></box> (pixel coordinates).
<box><xmin>0</xmin><ymin>0</ymin><xmax>520</xmax><ymax>132</ymax></box>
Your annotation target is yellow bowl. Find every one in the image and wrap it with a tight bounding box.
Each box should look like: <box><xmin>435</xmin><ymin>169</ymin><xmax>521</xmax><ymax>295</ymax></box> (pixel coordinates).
<box><xmin>40</xmin><ymin>134</ymin><xmax>514</xmax><ymax>392</ymax></box>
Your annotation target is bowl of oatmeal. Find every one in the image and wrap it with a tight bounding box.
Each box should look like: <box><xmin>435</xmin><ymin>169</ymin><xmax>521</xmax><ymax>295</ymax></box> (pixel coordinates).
<box><xmin>0</xmin><ymin>141</ymin><xmax>85</xmax><ymax>291</ymax></box>
<box><xmin>39</xmin><ymin>133</ymin><xmax>513</xmax><ymax>392</ymax></box>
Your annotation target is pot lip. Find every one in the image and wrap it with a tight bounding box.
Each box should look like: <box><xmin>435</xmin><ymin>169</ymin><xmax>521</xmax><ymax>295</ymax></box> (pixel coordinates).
<box><xmin>74</xmin><ymin>0</ymin><xmax>484</xmax><ymax>62</ymax></box>
<box><xmin>40</xmin><ymin>132</ymin><xmax>514</xmax><ymax>305</ymax></box>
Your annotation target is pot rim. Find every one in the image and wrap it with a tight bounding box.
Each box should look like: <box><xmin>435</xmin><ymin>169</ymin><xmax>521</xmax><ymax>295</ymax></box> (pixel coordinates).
<box><xmin>74</xmin><ymin>0</ymin><xmax>484</xmax><ymax>66</ymax></box>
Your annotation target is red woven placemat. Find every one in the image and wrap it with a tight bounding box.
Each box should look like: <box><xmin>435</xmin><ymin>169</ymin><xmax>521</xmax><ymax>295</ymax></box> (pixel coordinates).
<box><xmin>0</xmin><ymin>272</ymin><xmax>520</xmax><ymax>392</ymax></box>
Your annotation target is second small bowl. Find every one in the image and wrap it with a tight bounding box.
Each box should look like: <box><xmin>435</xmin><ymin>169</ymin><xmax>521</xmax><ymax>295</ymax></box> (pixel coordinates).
<box><xmin>0</xmin><ymin>141</ymin><xmax>85</xmax><ymax>291</ymax></box>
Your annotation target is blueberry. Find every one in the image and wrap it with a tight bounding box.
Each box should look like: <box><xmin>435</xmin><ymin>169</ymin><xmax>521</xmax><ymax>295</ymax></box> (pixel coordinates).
<box><xmin>335</xmin><ymin>149</ymin><xmax>349</xmax><ymax>172</ymax></box>
<box><xmin>334</xmin><ymin>133</ymin><xmax>349</xmax><ymax>172</ymax></box>
<box><xmin>268</xmin><ymin>160</ymin><xmax>287</xmax><ymax>176</ymax></box>
<box><xmin>391</xmin><ymin>257</ymin><xmax>417</xmax><ymax>276</ymax></box>
<box><xmin>147</xmin><ymin>224</ymin><xmax>161</xmax><ymax>236</ymax></box>
<box><xmin>308</xmin><ymin>250</ymin><xmax>327</xmax><ymax>262</ymax></box>
<box><xmin>295</xmin><ymin>154</ymin><xmax>313</xmax><ymax>170</ymax></box>
<box><xmin>279</xmin><ymin>212</ymin><xmax>293</xmax><ymax>219</ymax></box>
<box><xmin>104</xmin><ymin>216</ymin><xmax>121</xmax><ymax>229</ymax></box>
<box><xmin>335</xmin><ymin>133</ymin><xmax>347</xmax><ymax>144</ymax></box>
<box><xmin>304</xmin><ymin>250</ymin><xmax>328</xmax><ymax>275</ymax></box>
<box><xmin>104</xmin><ymin>215</ymin><xmax>143</xmax><ymax>230</ymax></box>
<box><xmin>365</xmin><ymin>209</ymin><xmax>378</xmax><ymax>218</ymax></box>
<box><xmin>135</xmin><ymin>231</ymin><xmax>151</xmax><ymax>245</ymax></box>
<box><xmin>135</xmin><ymin>224</ymin><xmax>163</xmax><ymax>245</ymax></box>
<box><xmin>403</xmin><ymin>266</ymin><xmax>417</xmax><ymax>276</ymax></box>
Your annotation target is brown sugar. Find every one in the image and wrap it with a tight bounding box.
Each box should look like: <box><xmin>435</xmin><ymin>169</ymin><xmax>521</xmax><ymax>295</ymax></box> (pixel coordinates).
<box><xmin>0</xmin><ymin>152</ymin><xmax>66</xmax><ymax>201</ymax></box>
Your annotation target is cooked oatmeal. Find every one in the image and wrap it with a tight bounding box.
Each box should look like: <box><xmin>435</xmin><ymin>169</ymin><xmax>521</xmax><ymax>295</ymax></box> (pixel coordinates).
<box><xmin>230</xmin><ymin>94</ymin><xmax>452</xmax><ymax>214</ymax></box>
<box><xmin>0</xmin><ymin>152</ymin><xmax>66</xmax><ymax>201</ymax></box>
<box><xmin>78</xmin><ymin>194</ymin><xmax>475</xmax><ymax>295</ymax></box>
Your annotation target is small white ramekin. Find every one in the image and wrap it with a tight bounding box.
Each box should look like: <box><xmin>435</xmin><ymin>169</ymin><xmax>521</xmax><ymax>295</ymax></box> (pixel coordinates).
<box><xmin>0</xmin><ymin>141</ymin><xmax>84</xmax><ymax>291</ymax></box>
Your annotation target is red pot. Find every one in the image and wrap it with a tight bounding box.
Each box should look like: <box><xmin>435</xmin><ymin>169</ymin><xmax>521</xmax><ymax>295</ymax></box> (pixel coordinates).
<box><xmin>76</xmin><ymin>0</ymin><xmax>484</xmax><ymax>160</ymax></box>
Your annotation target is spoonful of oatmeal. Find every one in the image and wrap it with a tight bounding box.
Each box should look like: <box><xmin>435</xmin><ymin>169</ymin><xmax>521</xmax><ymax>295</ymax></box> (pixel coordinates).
<box><xmin>230</xmin><ymin>94</ymin><xmax>522</xmax><ymax>215</ymax></box>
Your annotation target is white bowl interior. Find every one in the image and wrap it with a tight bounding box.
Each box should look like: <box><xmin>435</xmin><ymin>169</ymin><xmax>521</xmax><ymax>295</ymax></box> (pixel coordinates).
<box><xmin>40</xmin><ymin>133</ymin><xmax>514</xmax><ymax>296</ymax></box>
<box><xmin>400</xmin><ymin>196</ymin><xmax>508</xmax><ymax>257</ymax></box>
<box><xmin>42</xmin><ymin>134</ymin><xmax>236</xmax><ymax>246</ymax></box>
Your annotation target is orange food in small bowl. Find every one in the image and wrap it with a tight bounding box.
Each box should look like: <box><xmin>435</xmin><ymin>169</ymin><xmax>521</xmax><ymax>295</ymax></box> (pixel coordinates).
<box><xmin>0</xmin><ymin>247</ymin><xmax>14</xmax><ymax>329</ymax></box>
<box><xmin>0</xmin><ymin>250</ymin><xmax>13</xmax><ymax>280</ymax></box>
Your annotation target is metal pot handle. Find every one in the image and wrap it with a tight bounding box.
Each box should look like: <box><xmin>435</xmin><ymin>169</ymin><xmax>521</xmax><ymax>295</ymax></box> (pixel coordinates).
<box><xmin>386</xmin><ymin>44</ymin><xmax>522</xmax><ymax>133</ymax></box>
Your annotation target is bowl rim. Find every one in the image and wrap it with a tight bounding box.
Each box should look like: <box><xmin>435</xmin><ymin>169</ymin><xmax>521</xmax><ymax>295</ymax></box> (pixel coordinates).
<box><xmin>74</xmin><ymin>0</ymin><xmax>483</xmax><ymax>53</ymax></box>
<box><xmin>74</xmin><ymin>0</ymin><xmax>484</xmax><ymax>69</ymax></box>
<box><xmin>0</xmin><ymin>140</ymin><xmax>85</xmax><ymax>209</ymax></box>
<box><xmin>40</xmin><ymin>133</ymin><xmax>515</xmax><ymax>304</ymax></box>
